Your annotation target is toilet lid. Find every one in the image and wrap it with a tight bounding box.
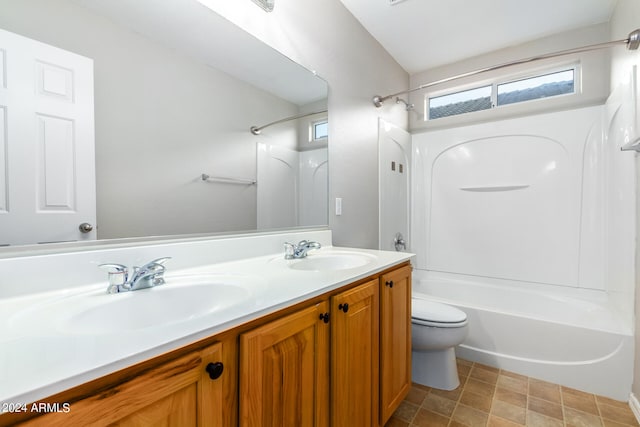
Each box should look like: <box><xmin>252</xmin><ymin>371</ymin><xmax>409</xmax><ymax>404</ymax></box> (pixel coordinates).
<box><xmin>412</xmin><ymin>298</ymin><xmax>467</xmax><ymax>324</ymax></box>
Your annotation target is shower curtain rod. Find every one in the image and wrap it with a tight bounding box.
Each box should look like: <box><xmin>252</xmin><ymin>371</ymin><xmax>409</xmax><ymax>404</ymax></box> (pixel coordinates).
<box><xmin>372</xmin><ymin>28</ymin><xmax>640</xmax><ymax>107</ymax></box>
<box><xmin>250</xmin><ymin>109</ymin><xmax>328</xmax><ymax>135</ymax></box>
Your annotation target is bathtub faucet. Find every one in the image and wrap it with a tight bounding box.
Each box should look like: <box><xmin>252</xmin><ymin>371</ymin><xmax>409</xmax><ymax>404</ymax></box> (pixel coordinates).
<box><xmin>284</xmin><ymin>240</ymin><xmax>321</xmax><ymax>259</ymax></box>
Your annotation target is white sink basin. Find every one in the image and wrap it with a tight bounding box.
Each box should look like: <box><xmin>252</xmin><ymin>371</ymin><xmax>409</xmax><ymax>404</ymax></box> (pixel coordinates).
<box><xmin>69</xmin><ymin>282</ymin><xmax>249</xmax><ymax>334</ymax></box>
<box><xmin>10</xmin><ymin>274</ymin><xmax>260</xmax><ymax>335</ymax></box>
<box><xmin>286</xmin><ymin>251</ymin><xmax>377</xmax><ymax>271</ymax></box>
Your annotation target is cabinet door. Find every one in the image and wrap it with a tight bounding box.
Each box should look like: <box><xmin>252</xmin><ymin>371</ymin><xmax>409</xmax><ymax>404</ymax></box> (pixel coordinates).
<box><xmin>380</xmin><ymin>265</ymin><xmax>412</xmax><ymax>425</ymax></box>
<box><xmin>331</xmin><ymin>279</ymin><xmax>379</xmax><ymax>427</ymax></box>
<box><xmin>240</xmin><ymin>302</ymin><xmax>330</xmax><ymax>427</ymax></box>
<box><xmin>20</xmin><ymin>342</ymin><xmax>226</xmax><ymax>427</ymax></box>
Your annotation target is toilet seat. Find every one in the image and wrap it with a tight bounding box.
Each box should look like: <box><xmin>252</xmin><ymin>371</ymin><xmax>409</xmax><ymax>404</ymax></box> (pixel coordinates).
<box><xmin>412</xmin><ymin>298</ymin><xmax>468</xmax><ymax>328</ymax></box>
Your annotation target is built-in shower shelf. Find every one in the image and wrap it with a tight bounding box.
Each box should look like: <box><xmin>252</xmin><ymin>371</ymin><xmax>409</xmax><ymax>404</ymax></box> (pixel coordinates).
<box><xmin>459</xmin><ymin>185</ymin><xmax>530</xmax><ymax>192</ymax></box>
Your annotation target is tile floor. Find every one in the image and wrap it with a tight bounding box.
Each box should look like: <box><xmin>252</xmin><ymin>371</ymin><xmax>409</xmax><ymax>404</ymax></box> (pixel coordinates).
<box><xmin>386</xmin><ymin>359</ymin><xmax>639</xmax><ymax>427</ymax></box>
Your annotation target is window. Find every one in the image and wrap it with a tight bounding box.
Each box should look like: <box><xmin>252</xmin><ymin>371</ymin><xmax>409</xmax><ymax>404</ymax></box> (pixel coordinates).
<box><xmin>497</xmin><ymin>69</ymin><xmax>574</xmax><ymax>106</ymax></box>
<box><xmin>428</xmin><ymin>86</ymin><xmax>492</xmax><ymax>119</ymax></box>
<box><xmin>312</xmin><ymin>119</ymin><xmax>328</xmax><ymax>141</ymax></box>
<box><xmin>427</xmin><ymin>67</ymin><xmax>576</xmax><ymax>120</ymax></box>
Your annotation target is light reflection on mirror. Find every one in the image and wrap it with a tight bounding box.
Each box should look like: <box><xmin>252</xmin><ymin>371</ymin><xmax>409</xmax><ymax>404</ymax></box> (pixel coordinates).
<box><xmin>0</xmin><ymin>0</ymin><xmax>328</xmax><ymax>248</ymax></box>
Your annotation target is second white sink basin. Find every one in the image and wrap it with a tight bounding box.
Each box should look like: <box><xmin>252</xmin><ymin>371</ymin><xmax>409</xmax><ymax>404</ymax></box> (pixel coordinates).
<box><xmin>287</xmin><ymin>251</ymin><xmax>377</xmax><ymax>272</ymax></box>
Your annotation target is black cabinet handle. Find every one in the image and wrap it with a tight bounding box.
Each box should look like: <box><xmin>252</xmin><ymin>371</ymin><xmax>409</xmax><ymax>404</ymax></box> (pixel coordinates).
<box><xmin>319</xmin><ymin>312</ymin><xmax>330</xmax><ymax>323</ymax></box>
<box><xmin>385</xmin><ymin>280</ymin><xmax>394</xmax><ymax>288</ymax></box>
<box><xmin>338</xmin><ymin>303</ymin><xmax>349</xmax><ymax>313</ymax></box>
<box><xmin>205</xmin><ymin>362</ymin><xmax>224</xmax><ymax>380</ymax></box>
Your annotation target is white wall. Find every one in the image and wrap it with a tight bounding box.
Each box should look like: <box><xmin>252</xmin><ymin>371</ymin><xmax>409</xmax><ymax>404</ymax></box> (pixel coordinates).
<box><xmin>609</xmin><ymin>0</ymin><xmax>640</xmax><ymax>401</ymax></box>
<box><xmin>0</xmin><ymin>0</ymin><xmax>300</xmax><ymax>239</ymax></box>
<box><xmin>198</xmin><ymin>0</ymin><xmax>409</xmax><ymax>249</ymax></box>
<box><xmin>409</xmin><ymin>24</ymin><xmax>611</xmax><ymax>132</ymax></box>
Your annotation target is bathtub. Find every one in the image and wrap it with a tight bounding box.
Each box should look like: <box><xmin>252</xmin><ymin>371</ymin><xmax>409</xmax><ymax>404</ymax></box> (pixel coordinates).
<box><xmin>412</xmin><ymin>269</ymin><xmax>634</xmax><ymax>401</ymax></box>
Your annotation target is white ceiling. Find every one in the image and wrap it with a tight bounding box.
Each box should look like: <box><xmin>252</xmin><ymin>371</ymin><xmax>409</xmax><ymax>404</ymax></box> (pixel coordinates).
<box><xmin>339</xmin><ymin>0</ymin><xmax>618</xmax><ymax>74</ymax></box>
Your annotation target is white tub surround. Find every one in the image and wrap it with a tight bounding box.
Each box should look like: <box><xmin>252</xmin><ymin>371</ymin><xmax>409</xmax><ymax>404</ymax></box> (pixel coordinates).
<box><xmin>413</xmin><ymin>270</ymin><xmax>633</xmax><ymax>401</ymax></box>
<box><xmin>410</xmin><ymin>69</ymin><xmax>637</xmax><ymax>401</ymax></box>
<box><xmin>0</xmin><ymin>230</ymin><xmax>413</xmax><ymax>407</ymax></box>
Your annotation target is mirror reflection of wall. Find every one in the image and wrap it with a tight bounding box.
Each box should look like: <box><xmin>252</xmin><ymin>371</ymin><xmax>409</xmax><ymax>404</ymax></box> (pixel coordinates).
<box><xmin>0</xmin><ymin>0</ymin><xmax>328</xmax><ymax>246</ymax></box>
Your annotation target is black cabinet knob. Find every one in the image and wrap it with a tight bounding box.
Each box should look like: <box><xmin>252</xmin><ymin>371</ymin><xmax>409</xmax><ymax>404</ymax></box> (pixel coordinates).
<box><xmin>338</xmin><ymin>303</ymin><xmax>349</xmax><ymax>313</ymax></box>
<box><xmin>205</xmin><ymin>362</ymin><xmax>224</xmax><ymax>380</ymax></box>
<box><xmin>319</xmin><ymin>312</ymin><xmax>330</xmax><ymax>323</ymax></box>
<box><xmin>385</xmin><ymin>280</ymin><xmax>394</xmax><ymax>288</ymax></box>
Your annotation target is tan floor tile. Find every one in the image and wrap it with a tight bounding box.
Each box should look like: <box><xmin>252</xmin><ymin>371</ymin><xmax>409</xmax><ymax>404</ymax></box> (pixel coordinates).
<box><xmin>431</xmin><ymin>385</ymin><xmax>463</xmax><ymax>402</ymax></box>
<box><xmin>602</xmin><ymin>419</ymin><xmax>640</xmax><ymax>427</ymax></box>
<box><xmin>405</xmin><ymin>385</ymin><xmax>429</xmax><ymax>406</ymax></box>
<box><xmin>500</xmin><ymin>370</ymin><xmax>528</xmax><ymax>382</ymax></box>
<box><xmin>459</xmin><ymin>363</ymin><xmax>472</xmax><ymax>378</ymax></box>
<box><xmin>596</xmin><ymin>396</ymin><xmax>631</xmax><ymax>409</ymax></box>
<box><xmin>489</xmin><ymin>415</ymin><xmax>525</xmax><ymax>427</ymax></box>
<box><xmin>528</xmin><ymin>378</ymin><xmax>561</xmax><ymax>403</ymax></box>
<box><xmin>494</xmin><ymin>388</ymin><xmax>527</xmax><ymax>408</ymax></box>
<box><xmin>413</xmin><ymin>382</ymin><xmax>432</xmax><ymax>393</ymax></box>
<box><xmin>422</xmin><ymin>393</ymin><xmax>457</xmax><ymax>417</ymax></box>
<box><xmin>526</xmin><ymin>410</ymin><xmax>563</xmax><ymax>427</ymax></box>
<box><xmin>528</xmin><ymin>396</ymin><xmax>563</xmax><ymax>421</ymax></box>
<box><xmin>564</xmin><ymin>407</ymin><xmax>603</xmax><ymax>427</ymax></box>
<box><xmin>470</xmin><ymin>365</ymin><xmax>499</xmax><ymax>385</ymax></box>
<box><xmin>497</xmin><ymin>374</ymin><xmax>528</xmax><ymax>395</ymax></box>
<box><xmin>394</xmin><ymin>360</ymin><xmax>640</xmax><ymax>427</ymax></box>
<box><xmin>461</xmin><ymin>389</ymin><xmax>493</xmax><ymax>413</ymax></box>
<box><xmin>492</xmin><ymin>400</ymin><xmax>526</xmax><ymax>425</ymax></box>
<box><xmin>412</xmin><ymin>408</ymin><xmax>451</xmax><ymax>427</ymax></box>
<box><xmin>562</xmin><ymin>388</ymin><xmax>599</xmax><ymax>416</ymax></box>
<box><xmin>598</xmin><ymin>403</ymin><xmax>639</xmax><ymax>426</ymax></box>
<box><xmin>466</xmin><ymin>378</ymin><xmax>497</xmax><ymax>396</ymax></box>
<box><xmin>475</xmin><ymin>363</ymin><xmax>500</xmax><ymax>373</ymax></box>
<box><xmin>392</xmin><ymin>401</ymin><xmax>419</xmax><ymax>422</ymax></box>
<box><xmin>385</xmin><ymin>416</ymin><xmax>410</xmax><ymax>427</ymax></box>
<box><xmin>452</xmin><ymin>404</ymin><xmax>490</xmax><ymax>427</ymax></box>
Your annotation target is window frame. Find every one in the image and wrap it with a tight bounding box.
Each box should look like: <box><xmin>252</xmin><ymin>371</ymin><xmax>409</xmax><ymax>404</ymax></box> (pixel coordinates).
<box><xmin>310</xmin><ymin>118</ymin><xmax>328</xmax><ymax>143</ymax></box>
<box><xmin>425</xmin><ymin>64</ymin><xmax>580</xmax><ymax>121</ymax></box>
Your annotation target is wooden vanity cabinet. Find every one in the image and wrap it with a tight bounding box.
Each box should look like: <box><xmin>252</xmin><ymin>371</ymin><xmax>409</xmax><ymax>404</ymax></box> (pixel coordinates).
<box><xmin>239</xmin><ymin>301</ymin><xmax>330</xmax><ymax>427</ymax></box>
<box><xmin>239</xmin><ymin>278</ymin><xmax>382</xmax><ymax>427</ymax></box>
<box><xmin>3</xmin><ymin>262</ymin><xmax>411</xmax><ymax>427</ymax></box>
<box><xmin>18</xmin><ymin>341</ymin><xmax>231</xmax><ymax>427</ymax></box>
<box><xmin>331</xmin><ymin>278</ymin><xmax>379</xmax><ymax>427</ymax></box>
<box><xmin>379</xmin><ymin>264</ymin><xmax>412</xmax><ymax>425</ymax></box>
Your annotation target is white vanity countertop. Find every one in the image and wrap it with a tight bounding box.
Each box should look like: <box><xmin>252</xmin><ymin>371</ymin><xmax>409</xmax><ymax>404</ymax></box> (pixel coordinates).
<box><xmin>0</xmin><ymin>245</ymin><xmax>413</xmax><ymax>407</ymax></box>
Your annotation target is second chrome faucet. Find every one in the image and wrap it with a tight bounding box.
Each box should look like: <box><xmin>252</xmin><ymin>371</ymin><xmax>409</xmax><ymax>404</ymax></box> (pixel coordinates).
<box><xmin>284</xmin><ymin>240</ymin><xmax>321</xmax><ymax>259</ymax></box>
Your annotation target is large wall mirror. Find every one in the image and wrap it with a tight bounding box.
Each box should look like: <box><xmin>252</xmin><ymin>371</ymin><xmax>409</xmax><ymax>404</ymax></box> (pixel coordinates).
<box><xmin>0</xmin><ymin>0</ymin><xmax>328</xmax><ymax>248</ymax></box>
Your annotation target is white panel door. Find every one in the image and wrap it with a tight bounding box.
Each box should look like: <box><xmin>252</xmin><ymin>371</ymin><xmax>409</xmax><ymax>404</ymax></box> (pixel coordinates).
<box><xmin>0</xmin><ymin>29</ymin><xmax>95</xmax><ymax>246</ymax></box>
<box><xmin>256</xmin><ymin>143</ymin><xmax>299</xmax><ymax>229</ymax></box>
<box><xmin>378</xmin><ymin>119</ymin><xmax>411</xmax><ymax>251</ymax></box>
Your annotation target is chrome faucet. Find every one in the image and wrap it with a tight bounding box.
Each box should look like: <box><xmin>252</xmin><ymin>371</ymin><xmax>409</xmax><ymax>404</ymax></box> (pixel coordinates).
<box><xmin>284</xmin><ymin>240</ymin><xmax>321</xmax><ymax>259</ymax></box>
<box><xmin>99</xmin><ymin>257</ymin><xmax>171</xmax><ymax>294</ymax></box>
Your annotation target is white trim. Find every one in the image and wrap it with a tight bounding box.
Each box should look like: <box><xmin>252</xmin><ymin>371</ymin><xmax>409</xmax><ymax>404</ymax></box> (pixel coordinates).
<box><xmin>630</xmin><ymin>393</ymin><xmax>640</xmax><ymax>424</ymax></box>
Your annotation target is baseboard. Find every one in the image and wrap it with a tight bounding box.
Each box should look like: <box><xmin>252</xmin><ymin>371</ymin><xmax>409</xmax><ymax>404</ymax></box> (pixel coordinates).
<box><xmin>630</xmin><ymin>393</ymin><xmax>640</xmax><ymax>424</ymax></box>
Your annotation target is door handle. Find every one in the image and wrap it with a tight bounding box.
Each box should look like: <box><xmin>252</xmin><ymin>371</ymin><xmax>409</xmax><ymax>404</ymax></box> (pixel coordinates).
<box><xmin>79</xmin><ymin>223</ymin><xmax>93</xmax><ymax>233</ymax></box>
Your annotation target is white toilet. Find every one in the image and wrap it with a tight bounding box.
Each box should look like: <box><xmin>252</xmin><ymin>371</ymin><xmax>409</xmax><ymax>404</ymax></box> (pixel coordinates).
<box><xmin>411</xmin><ymin>297</ymin><xmax>469</xmax><ymax>390</ymax></box>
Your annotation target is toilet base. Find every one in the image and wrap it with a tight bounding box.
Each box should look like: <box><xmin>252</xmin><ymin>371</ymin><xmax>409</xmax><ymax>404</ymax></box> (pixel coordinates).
<box><xmin>412</xmin><ymin>347</ymin><xmax>460</xmax><ymax>390</ymax></box>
